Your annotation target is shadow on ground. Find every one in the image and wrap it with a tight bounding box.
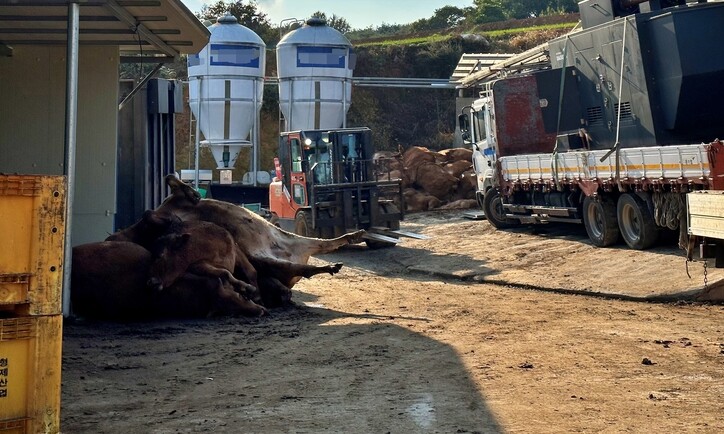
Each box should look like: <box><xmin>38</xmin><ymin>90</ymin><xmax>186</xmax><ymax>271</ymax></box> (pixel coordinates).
<box><xmin>61</xmin><ymin>300</ymin><xmax>503</xmax><ymax>433</ymax></box>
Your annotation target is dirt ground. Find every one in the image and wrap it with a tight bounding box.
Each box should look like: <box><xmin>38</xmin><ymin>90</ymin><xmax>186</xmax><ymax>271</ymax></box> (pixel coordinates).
<box><xmin>61</xmin><ymin>211</ymin><xmax>724</xmax><ymax>433</ymax></box>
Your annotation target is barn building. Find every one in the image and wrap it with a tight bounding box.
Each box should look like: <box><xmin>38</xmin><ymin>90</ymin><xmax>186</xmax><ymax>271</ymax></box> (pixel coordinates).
<box><xmin>0</xmin><ymin>0</ymin><xmax>209</xmax><ymax>313</ymax></box>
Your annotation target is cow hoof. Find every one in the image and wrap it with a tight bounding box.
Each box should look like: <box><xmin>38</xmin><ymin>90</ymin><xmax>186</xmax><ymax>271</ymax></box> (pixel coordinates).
<box><xmin>328</xmin><ymin>263</ymin><xmax>343</xmax><ymax>275</ymax></box>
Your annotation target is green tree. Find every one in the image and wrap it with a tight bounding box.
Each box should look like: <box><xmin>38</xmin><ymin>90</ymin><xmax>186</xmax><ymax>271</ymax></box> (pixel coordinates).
<box><xmin>311</xmin><ymin>11</ymin><xmax>352</xmax><ymax>34</ymax></box>
<box><xmin>471</xmin><ymin>0</ymin><xmax>506</xmax><ymax>24</ymax></box>
<box><xmin>501</xmin><ymin>0</ymin><xmax>578</xmax><ymax>18</ymax></box>
<box><xmin>198</xmin><ymin>1</ymin><xmax>276</xmax><ymax>43</ymax></box>
<box><xmin>429</xmin><ymin>6</ymin><xmax>467</xmax><ymax>28</ymax></box>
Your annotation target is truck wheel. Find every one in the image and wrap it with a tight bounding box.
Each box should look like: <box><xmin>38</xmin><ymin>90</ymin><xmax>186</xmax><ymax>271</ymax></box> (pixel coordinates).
<box><xmin>366</xmin><ymin>203</ymin><xmax>400</xmax><ymax>249</ymax></box>
<box><xmin>617</xmin><ymin>193</ymin><xmax>658</xmax><ymax>250</ymax></box>
<box><xmin>483</xmin><ymin>189</ymin><xmax>516</xmax><ymax>229</ymax></box>
<box><xmin>294</xmin><ymin>210</ymin><xmax>320</xmax><ymax>238</ymax></box>
<box><xmin>582</xmin><ymin>195</ymin><xmax>620</xmax><ymax>247</ymax></box>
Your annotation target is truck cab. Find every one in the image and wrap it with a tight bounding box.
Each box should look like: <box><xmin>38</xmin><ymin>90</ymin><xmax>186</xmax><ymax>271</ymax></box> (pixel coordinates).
<box><xmin>460</xmin><ymin>88</ymin><xmax>497</xmax><ymax>208</ymax></box>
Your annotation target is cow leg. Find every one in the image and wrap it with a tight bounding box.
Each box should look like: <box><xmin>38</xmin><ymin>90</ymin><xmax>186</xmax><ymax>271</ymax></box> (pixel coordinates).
<box><xmin>210</xmin><ymin>279</ymin><xmax>267</xmax><ymax>317</ymax></box>
<box><xmin>291</xmin><ymin>230</ymin><xmax>365</xmax><ymax>256</ymax></box>
<box><xmin>232</xmin><ymin>246</ymin><xmax>261</xmax><ymax>303</ymax></box>
<box><xmin>187</xmin><ymin>262</ymin><xmax>258</xmax><ymax>300</ymax></box>
<box><xmin>257</xmin><ymin>276</ymin><xmax>293</xmax><ymax>308</ymax></box>
<box><xmin>251</xmin><ymin>256</ymin><xmax>343</xmax><ymax>282</ymax></box>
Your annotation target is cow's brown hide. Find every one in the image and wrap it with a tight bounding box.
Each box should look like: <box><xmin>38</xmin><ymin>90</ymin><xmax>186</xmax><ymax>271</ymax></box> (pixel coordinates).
<box><xmin>146</xmin><ymin>220</ymin><xmax>260</xmax><ymax>302</ymax></box>
<box><xmin>438</xmin><ymin>199</ymin><xmax>478</xmax><ymax>210</ymax></box>
<box><xmin>158</xmin><ymin>175</ymin><xmax>360</xmax><ymax>288</ymax></box>
<box><xmin>453</xmin><ymin>170</ymin><xmax>478</xmax><ymax>201</ymax></box>
<box><xmin>444</xmin><ymin>160</ymin><xmax>473</xmax><ymax>178</ymax></box>
<box><xmin>413</xmin><ymin>163</ymin><xmax>459</xmax><ymax>200</ymax></box>
<box><xmin>71</xmin><ymin>241</ymin><xmax>266</xmax><ymax>319</ymax></box>
<box><xmin>438</xmin><ymin>148</ymin><xmax>473</xmax><ymax>163</ymax></box>
<box><xmin>403</xmin><ymin>188</ymin><xmax>442</xmax><ymax>212</ymax></box>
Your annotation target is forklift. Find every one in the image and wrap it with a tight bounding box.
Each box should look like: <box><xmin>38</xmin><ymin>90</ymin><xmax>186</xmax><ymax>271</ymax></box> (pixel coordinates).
<box><xmin>269</xmin><ymin>127</ymin><xmax>421</xmax><ymax>248</ymax></box>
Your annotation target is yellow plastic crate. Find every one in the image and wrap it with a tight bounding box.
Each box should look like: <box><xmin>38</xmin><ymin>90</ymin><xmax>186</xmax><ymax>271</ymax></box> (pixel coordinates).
<box><xmin>0</xmin><ymin>315</ymin><xmax>62</xmax><ymax>434</ymax></box>
<box><xmin>0</xmin><ymin>175</ymin><xmax>66</xmax><ymax>316</ymax></box>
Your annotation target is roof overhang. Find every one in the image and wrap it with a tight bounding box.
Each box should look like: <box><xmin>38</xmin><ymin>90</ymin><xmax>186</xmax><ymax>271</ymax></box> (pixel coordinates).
<box><xmin>0</xmin><ymin>0</ymin><xmax>210</xmax><ymax>59</ymax></box>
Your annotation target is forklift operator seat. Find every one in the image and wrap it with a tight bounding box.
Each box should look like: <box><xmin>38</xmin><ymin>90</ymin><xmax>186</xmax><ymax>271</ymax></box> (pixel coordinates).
<box><xmin>308</xmin><ymin>143</ymin><xmax>331</xmax><ymax>184</ymax></box>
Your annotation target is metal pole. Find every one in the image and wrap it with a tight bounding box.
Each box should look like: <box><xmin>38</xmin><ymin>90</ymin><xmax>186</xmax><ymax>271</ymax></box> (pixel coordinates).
<box><xmin>342</xmin><ymin>78</ymin><xmax>347</xmax><ymax>128</ymax></box>
<box><xmin>194</xmin><ymin>76</ymin><xmax>202</xmax><ymax>189</ymax></box>
<box><xmin>288</xmin><ymin>79</ymin><xmax>293</xmax><ymax>131</ymax></box>
<box><xmin>62</xmin><ymin>0</ymin><xmax>80</xmax><ymax>317</ymax></box>
<box><xmin>118</xmin><ymin>62</ymin><xmax>164</xmax><ymax>111</ymax></box>
<box><xmin>252</xmin><ymin>79</ymin><xmax>259</xmax><ymax>186</ymax></box>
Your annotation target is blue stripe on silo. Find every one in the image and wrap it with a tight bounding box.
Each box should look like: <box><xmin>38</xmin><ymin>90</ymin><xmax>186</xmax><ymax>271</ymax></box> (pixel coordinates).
<box><xmin>296</xmin><ymin>46</ymin><xmax>346</xmax><ymax>68</ymax></box>
<box><xmin>210</xmin><ymin>44</ymin><xmax>261</xmax><ymax>67</ymax></box>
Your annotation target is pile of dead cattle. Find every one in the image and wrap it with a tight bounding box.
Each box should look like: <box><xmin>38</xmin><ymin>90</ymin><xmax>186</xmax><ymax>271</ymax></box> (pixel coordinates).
<box><xmin>375</xmin><ymin>146</ymin><xmax>478</xmax><ymax>212</ymax></box>
<box><xmin>71</xmin><ymin>175</ymin><xmax>362</xmax><ymax>320</ymax></box>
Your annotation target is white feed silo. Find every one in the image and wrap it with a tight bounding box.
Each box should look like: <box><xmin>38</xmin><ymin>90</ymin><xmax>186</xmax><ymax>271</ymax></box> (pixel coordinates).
<box><xmin>277</xmin><ymin>17</ymin><xmax>355</xmax><ymax>131</ymax></box>
<box><xmin>188</xmin><ymin>15</ymin><xmax>265</xmax><ymax>173</ymax></box>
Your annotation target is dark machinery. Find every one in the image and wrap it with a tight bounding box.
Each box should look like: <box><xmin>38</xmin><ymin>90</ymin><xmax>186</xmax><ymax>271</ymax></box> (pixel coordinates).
<box><xmin>269</xmin><ymin>127</ymin><xmax>423</xmax><ymax>248</ymax></box>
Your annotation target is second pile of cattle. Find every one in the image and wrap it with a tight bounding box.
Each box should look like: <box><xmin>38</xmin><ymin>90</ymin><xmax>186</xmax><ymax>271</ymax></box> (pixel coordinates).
<box><xmin>376</xmin><ymin>146</ymin><xmax>478</xmax><ymax>212</ymax></box>
<box><xmin>71</xmin><ymin>175</ymin><xmax>362</xmax><ymax>320</ymax></box>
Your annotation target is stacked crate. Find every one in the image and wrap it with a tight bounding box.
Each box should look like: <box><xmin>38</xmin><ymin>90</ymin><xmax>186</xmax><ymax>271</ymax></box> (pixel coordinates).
<box><xmin>0</xmin><ymin>175</ymin><xmax>65</xmax><ymax>434</ymax></box>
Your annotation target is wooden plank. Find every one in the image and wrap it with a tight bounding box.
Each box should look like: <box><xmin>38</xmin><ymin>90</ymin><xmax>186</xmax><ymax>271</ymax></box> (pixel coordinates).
<box><xmin>688</xmin><ymin>191</ymin><xmax>724</xmax><ymax>239</ymax></box>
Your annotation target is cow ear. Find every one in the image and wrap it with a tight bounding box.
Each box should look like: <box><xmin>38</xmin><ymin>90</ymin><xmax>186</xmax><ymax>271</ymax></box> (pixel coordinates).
<box><xmin>165</xmin><ymin>174</ymin><xmax>181</xmax><ymax>189</ymax></box>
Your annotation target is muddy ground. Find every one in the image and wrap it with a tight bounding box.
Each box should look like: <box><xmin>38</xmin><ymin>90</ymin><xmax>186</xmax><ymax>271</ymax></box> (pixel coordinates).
<box><xmin>61</xmin><ymin>211</ymin><xmax>724</xmax><ymax>433</ymax></box>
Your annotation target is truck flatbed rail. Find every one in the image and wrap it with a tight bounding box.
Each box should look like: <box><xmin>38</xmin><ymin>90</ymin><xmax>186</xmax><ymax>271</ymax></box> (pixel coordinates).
<box><xmin>500</xmin><ymin>143</ymin><xmax>711</xmax><ymax>189</ymax></box>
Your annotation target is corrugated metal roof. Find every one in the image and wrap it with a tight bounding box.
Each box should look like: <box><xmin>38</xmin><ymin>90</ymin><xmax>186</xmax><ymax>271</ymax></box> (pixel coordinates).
<box><xmin>449</xmin><ymin>53</ymin><xmax>514</xmax><ymax>84</ymax></box>
<box><xmin>0</xmin><ymin>0</ymin><xmax>210</xmax><ymax>58</ymax></box>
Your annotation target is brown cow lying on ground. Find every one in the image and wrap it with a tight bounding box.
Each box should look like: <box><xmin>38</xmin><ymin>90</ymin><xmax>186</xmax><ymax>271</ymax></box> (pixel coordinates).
<box><xmin>141</xmin><ymin>210</ymin><xmax>344</xmax><ymax>308</ymax></box>
<box><xmin>146</xmin><ymin>220</ymin><xmax>260</xmax><ymax>298</ymax></box>
<box><xmin>156</xmin><ymin>174</ymin><xmax>362</xmax><ymax>289</ymax></box>
<box><xmin>80</xmin><ymin>175</ymin><xmax>358</xmax><ymax>318</ymax></box>
<box><xmin>71</xmin><ymin>241</ymin><xmax>267</xmax><ymax>319</ymax></box>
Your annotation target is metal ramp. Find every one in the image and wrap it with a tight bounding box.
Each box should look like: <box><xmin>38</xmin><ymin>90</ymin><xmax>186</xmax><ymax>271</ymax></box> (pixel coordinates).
<box><xmin>364</xmin><ymin>227</ymin><xmax>430</xmax><ymax>243</ymax></box>
<box><xmin>462</xmin><ymin>210</ymin><xmax>486</xmax><ymax>220</ymax></box>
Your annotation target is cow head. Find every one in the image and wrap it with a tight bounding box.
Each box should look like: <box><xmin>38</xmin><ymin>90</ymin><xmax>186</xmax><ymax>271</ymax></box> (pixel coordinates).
<box><xmin>147</xmin><ymin>232</ymin><xmax>192</xmax><ymax>291</ymax></box>
<box><xmin>106</xmin><ymin>209</ymin><xmax>182</xmax><ymax>249</ymax></box>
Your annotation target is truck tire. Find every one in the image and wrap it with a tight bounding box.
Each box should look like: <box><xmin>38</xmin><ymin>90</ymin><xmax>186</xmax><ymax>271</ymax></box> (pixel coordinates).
<box><xmin>366</xmin><ymin>203</ymin><xmax>400</xmax><ymax>249</ymax></box>
<box><xmin>617</xmin><ymin>193</ymin><xmax>658</xmax><ymax>250</ymax></box>
<box><xmin>483</xmin><ymin>189</ymin><xmax>516</xmax><ymax>229</ymax></box>
<box><xmin>294</xmin><ymin>210</ymin><xmax>320</xmax><ymax>238</ymax></box>
<box><xmin>582</xmin><ymin>195</ymin><xmax>620</xmax><ymax>247</ymax></box>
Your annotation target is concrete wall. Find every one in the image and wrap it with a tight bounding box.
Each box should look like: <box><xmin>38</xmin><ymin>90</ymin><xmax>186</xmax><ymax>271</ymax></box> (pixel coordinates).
<box><xmin>0</xmin><ymin>45</ymin><xmax>119</xmax><ymax>245</ymax></box>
